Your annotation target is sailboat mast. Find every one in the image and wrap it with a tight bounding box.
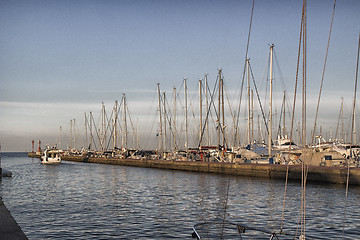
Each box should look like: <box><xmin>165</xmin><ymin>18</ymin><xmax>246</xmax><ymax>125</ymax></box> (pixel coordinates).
<box><xmin>268</xmin><ymin>44</ymin><xmax>274</xmax><ymax>158</ymax></box>
<box><xmin>351</xmin><ymin>33</ymin><xmax>360</xmax><ymax>145</ymax></box>
<box><xmin>251</xmin><ymin>89</ymin><xmax>254</xmax><ymax>145</ymax></box>
<box><xmin>247</xmin><ymin>58</ymin><xmax>251</xmax><ymax>145</ymax></box>
<box><xmin>184</xmin><ymin>79</ymin><xmax>188</xmax><ymax>150</ymax></box>
<box><xmin>221</xmin><ymin>75</ymin><xmax>225</xmax><ymax>147</ymax></box>
<box><xmin>163</xmin><ymin>92</ymin><xmax>167</xmax><ymax>151</ymax></box>
<box><xmin>257</xmin><ymin>115</ymin><xmax>261</xmax><ymax>143</ymax></box>
<box><xmin>59</xmin><ymin>126</ymin><xmax>62</xmax><ymax>150</ymax></box>
<box><xmin>123</xmin><ymin>94</ymin><xmax>127</xmax><ymax>149</ymax></box>
<box><xmin>84</xmin><ymin>113</ymin><xmax>88</xmax><ymax>149</ymax></box>
<box><xmin>302</xmin><ymin>4</ymin><xmax>307</xmax><ymax>148</ymax></box>
<box><xmin>74</xmin><ymin>119</ymin><xmax>77</xmax><ymax>150</ymax></box>
<box><xmin>283</xmin><ymin>91</ymin><xmax>286</xmax><ymax>137</ymax></box>
<box><xmin>89</xmin><ymin>112</ymin><xmax>93</xmax><ymax>151</ymax></box>
<box><xmin>205</xmin><ymin>74</ymin><xmax>210</xmax><ymax>146</ymax></box>
<box><xmin>341</xmin><ymin>97</ymin><xmax>344</xmax><ymax>142</ymax></box>
<box><xmin>157</xmin><ymin>83</ymin><xmax>163</xmax><ymax>153</ymax></box>
<box><xmin>199</xmin><ymin>79</ymin><xmax>202</xmax><ymax>146</ymax></box>
<box><xmin>173</xmin><ymin>87</ymin><xmax>176</xmax><ymax>151</ymax></box>
<box><xmin>113</xmin><ymin>101</ymin><xmax>118</xmax><ymax>150</ymax></box>
<box><xmin>101</xmin><ymin>102</ymin><xmax>105</xmax><ymax>152</ymax></box>
<box><xmin>218</xmin><ymin>69</ymin><xmax>221</xmax><ymax>147</ymax></box>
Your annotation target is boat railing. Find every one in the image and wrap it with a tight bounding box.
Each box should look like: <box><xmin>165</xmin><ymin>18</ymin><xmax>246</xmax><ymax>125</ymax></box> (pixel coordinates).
<box><xmin>192</xmin><ymin>220</ymin><xmax>289</xmax><ymax>240</ymax></box>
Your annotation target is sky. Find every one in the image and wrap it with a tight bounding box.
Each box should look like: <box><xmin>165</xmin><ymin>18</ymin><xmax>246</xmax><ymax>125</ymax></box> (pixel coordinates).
<box><xmin>0</xmin><ymin>0</ymin><xmax>359</xmax><ymax>152</ymax></box>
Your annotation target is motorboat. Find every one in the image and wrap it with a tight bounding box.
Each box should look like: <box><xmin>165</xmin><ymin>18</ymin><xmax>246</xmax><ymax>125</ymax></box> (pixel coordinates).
<box><xmin>41</xmin><ymin>147</ymin><xmax>61</xmax><ymax>164</ymax></box>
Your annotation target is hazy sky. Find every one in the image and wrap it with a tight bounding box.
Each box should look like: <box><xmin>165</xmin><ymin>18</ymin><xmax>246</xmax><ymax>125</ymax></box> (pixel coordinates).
<box><xmin>1</xmin><ymin>0</ymin><xmax>359</xmax><ymax>151</ymax></box>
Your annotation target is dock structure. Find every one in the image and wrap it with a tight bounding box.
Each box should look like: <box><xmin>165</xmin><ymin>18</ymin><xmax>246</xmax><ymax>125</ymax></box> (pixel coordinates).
<box><xmin>0</xmin><ymin>199</ymin><xmax>28</xmax><ymax>240</ymax></box>
<box><xmin>61</xmin><ymin>155</ymin><xmax>360</xmax><ymax>185</ymax></box>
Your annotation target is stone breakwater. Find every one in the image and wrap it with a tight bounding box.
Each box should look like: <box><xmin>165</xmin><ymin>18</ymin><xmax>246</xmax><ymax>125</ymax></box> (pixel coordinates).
<box><xmin>61</xmin><ymin>155</ymin><xmax>360</xmax><ymax>185</ymax></box>
<box><xmin>0</xmin><ymin>199</ymin><xmax>28</xmax><ymax>240</ymax></box>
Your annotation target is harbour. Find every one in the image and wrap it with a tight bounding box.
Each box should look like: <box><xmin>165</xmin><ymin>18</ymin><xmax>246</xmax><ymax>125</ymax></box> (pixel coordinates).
<box><xmin>1</xmin><ymin>0</ymin><xmax>360</xmax><ymax>239</ymax></box>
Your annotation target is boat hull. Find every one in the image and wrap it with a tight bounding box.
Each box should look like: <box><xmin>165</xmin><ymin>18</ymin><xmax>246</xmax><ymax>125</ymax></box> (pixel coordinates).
<box><xmin>41</xmin><ymin>148</ymin><xmax>62</xmax><ymax>164</ymax></box>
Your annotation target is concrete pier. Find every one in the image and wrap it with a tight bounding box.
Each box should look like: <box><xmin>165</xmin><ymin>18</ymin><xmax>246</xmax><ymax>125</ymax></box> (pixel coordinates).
<box><xmin>0</xmin><ymin>199</ymin><xmax>28</xmax><ymax>240</ymax></box>
<box><xmin>61</xmin><ymin>156</ymin><xmax>360</xmax><ymax>185</ymax></box>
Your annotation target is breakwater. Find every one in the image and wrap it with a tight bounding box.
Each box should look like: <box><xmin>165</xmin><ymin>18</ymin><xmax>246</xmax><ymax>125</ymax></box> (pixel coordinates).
<box><xmin>0</xmin><ymin>199</ymin><xmax>28</xmax><ymax>240</ymax></box>
<box><xmin>61</xmin><ymin>155</ymin><xmax>360</xmax><ymax>185</ymax></box>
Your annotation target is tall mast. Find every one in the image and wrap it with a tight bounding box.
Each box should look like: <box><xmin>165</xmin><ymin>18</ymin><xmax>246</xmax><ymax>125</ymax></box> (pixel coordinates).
<box><xmin>247</xmin><ymin>58</ymin><xmax>251</xmax><ymax>145</ymax></box>
<box><xmin>302</xmin><ymin>2</ymin><xmax>307</xmax><ymax>148</ymax></box>
<box><xmin>251</xmin><ymin>89</ymin><xmax>254</xmax><ymax>144</ymax></box>
<box><xmin>184</xmin><ymin>79</ymin><xmax>188</xmax><ymax>150</ymax></box>
<box><xmin>218</xmin><ymin>69</ymin><xmax>222</xmax><ymax>147</ymax></box>
<box><xmin>69</xmin><ymin>119</ymin><xmax>72</xmax><ymax>150</ymax></box>
<box><xmin>59</xmin><ymin>126</ymin><xmax>62</xmax><ymax>150</ymax></box>
<box><xmin>136</xmin><ymin>118</ymin><xmax>139</xmax><ymax>149</ymax></box>
<box><xmin>89</xmin><ymin>112</ymin><xmax>93</xmax><ymax>150</ymax></box>
<box><xmin>221</xmin><ymin>74</ymin><xmax>225</xmax><ymax>147</ymax></box>
<box><xmin>351</xmin><ymin>33</ymin><xmax>360</xmax><ymax>145</ymax></box>
<box><xmin>157</xmin><ymin>83</ymin><xmax>163</xmax><ymax>153</ymax></box>
<box><xmin>173</xmin><ymin>87</ymin><xmax>176</xmax><ymax>151</ymax></box>
<box><xmin>268</xmin><ymin>44</ymin><xmax>274</xmax><ymax>158</ymax></box>
<box><xmin>113</xmin><ymin>100</ymin><xmax>118</xmax><ymax>150</ymax></box>
<box><xmin>283</xmin><ymin>91</ymin><xmax>286</xmax><ymax>137</ymax></box>
<box><xmin>84</xmin><ymin>113</ymin><xmax>88</xmax><ymax>149</ymax></box>
<box><xmin>123</xmin><ymin>94</ymin><xmax>128</xmax><ymax>149</ymax></box>
<box><xmin>74</xmin><ymin>119</ymin><xmax>77</xmax><ymax>150</ymax></box>
<box><xmin>199</xmin><ymin>79</ymin><xmax>202</xmax><ymax>146</ymax></box>
<box><xmin>257</xmin><ymin>115</ymin><xmax>261</xmax><ymax>143</ymax></box>
<box><xmin>163</xmin><ymin>92</ymin><xmax>167</xmax><ymax>151</ymax></box>
<box><xmin>101</xmin><ymin>102</ymin><xmax>105</xmax><ymax>151</ymax></box>
<box><xmin>205</xmin><ymin>74</ymin><xmax>210</xmax><ymax>146</ymax></box>
<box><xmin>341</xmin><ymin>97</ymin><xmax>344</xmax><ymax>141</ymax></box>
<box><xmin>300</xmin><ymin>1</ymin><xmax>307</xmax><ymax>238</ymax></box>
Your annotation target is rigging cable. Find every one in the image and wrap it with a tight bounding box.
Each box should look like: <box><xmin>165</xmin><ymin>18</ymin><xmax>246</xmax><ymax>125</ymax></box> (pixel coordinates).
<box><xmin>342</xmin><ymin>32</ymin><xmax>360</xmax><ymax>240</ymax></box>
<box><xmin>311</xmin><ymin>0</ymin><xmax>337</xmax><ymax>144</ymax></box>
<box><xmin>223</xmin><ymin>83</ymin><xmax>237</xmax><ymax>146</ymax></box>
<box><xmin>351</xmin><ymin>33</ymin><xmax>360</xmax><ymax>146</ymax></box>
<box><xmin>234</xmin><ymin>0</ymin><xmax>255</xmax><ymax>145</ymax></box>
<box><xmin>281</xmin><ymin>0</ymin><xmax>305</xmax><ymax>234</ymax></box>
<box><xmin>221</xmin><ymin>1</ymin><xmax>255</xmax><ymax>237</ymax></box>
<box><xmin>198</xmin><ymin>76</ymin><xmax>223</xmax><ymax>148</ymax></box>
<box><xmin>301</xmin><ymin>0</ymin><xmax>307</xmax><ymax>237</ymax></box>
<box><xmin>335</xmin><ymin>98</ymin><xmax>344</xmax><ymax>140</ymax></box>
<box><xmin>249</xmin><ymin>62</ymin><xmax>269</xmax><ymax>135</ymax></box>
<box><xmin>220</xmin><ymin>178</ymin><xmax>231</xmax><ymax>240</ymax></box>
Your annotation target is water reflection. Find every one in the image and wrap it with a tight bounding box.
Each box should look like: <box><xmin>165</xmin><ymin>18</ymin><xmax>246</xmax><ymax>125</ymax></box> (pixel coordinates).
<box><xmin>1</xmin><ymin>153</ymin><xmax>359</xmax><ymax>239</ymax></box>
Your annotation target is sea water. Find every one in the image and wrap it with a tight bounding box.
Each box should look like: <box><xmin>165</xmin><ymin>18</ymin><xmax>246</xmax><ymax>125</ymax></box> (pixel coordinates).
<box><xmin>1</xmin><ymin>152</ymin><xmax>359</xmax><ymax>239</ymax></box>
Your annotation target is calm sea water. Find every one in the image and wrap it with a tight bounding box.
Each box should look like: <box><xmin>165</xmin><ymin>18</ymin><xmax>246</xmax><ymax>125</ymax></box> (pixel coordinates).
<box><xmin>0</xmin><ymin>152</ymin><xmax>359</xmax><ymax>239</ymax></box>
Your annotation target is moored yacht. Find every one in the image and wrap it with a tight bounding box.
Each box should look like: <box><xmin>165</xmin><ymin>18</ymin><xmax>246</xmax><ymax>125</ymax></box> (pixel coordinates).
<box><xmin>41</xmin><ymin>147</ymin><xmax>61</xmax><ymax>164</ymax></box>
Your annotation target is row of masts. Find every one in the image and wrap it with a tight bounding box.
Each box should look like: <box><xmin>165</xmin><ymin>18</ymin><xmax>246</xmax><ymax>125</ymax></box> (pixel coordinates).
<box><xmin>58</xmin><ymin>39</ymin><xmax>359</xmax><ymax>154</ymax></box>
<box><xmin>62</xmin><ymin>94</ymin><xmax>140</xmax><ymax>152</ymax></box>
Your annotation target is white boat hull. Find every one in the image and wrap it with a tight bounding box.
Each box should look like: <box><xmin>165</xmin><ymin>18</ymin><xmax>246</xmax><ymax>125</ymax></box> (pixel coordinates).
<box><xmin>41</xmin><ymin>157</ymin><xmax>61</xmax><ymax>164</ymax></box>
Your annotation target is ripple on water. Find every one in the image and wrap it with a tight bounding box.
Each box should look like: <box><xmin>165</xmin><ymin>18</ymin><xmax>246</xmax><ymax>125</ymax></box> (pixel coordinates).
<box><xmin>1</xmin><ymin>154</ymin><xmax>360</xmax><ymax>239</ymax></box>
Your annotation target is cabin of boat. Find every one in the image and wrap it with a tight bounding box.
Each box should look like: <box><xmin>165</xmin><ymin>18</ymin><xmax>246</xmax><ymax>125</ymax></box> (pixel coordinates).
<box><xmin>273</xmin><ymin>135</ymin><xmax>297</xmax><ymax>150</ymax></box>
<box><xmin>41</xmin><ymin>147</ymin><xmax>61</xmax><ymax>164</ymax></box>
